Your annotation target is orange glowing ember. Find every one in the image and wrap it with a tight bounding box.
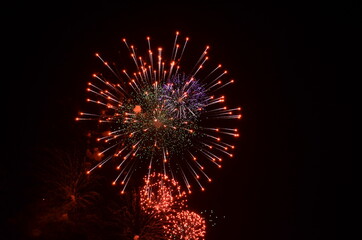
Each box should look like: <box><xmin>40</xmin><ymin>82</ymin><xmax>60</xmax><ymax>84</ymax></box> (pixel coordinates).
<box><xmin>133</xmin><ymin>105</ymin><xmax>142</xmax><ymax>113</ymax></box>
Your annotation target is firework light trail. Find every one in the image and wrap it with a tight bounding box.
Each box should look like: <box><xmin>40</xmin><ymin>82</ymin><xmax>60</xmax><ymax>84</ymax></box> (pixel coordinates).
<box><xmin>76</xmin><ymin>31</ymin><xmax>242</xmax><ymax>193</ymax></box>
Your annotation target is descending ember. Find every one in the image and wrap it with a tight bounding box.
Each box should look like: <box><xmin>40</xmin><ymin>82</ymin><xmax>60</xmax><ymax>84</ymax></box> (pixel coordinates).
<box><xmin>76</xmin><ymin>31</ymin><xmax>242</xmax><ymax>193</ymax></box>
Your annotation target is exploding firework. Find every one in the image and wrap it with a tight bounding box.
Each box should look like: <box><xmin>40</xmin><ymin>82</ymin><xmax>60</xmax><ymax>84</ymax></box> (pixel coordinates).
<box><xmin>162</xmin><ymin>210</ymin><xmax>206</xmax><ymax>240</ymax></box>
<box><xmin>38</xmin><ymin>148</ymin><xmax>100</xmax><ymax>215</ymax></box>
<box><xmin>140</xmin><ymin>172</ymin><xmax>187</xmax><ymax>214</ymax></box>
<box><xmin>76</xmin><ymin>31</ymin><xmax>242</xmax><ymax>193</ymax></box>
<box><xmin>160</xmin><ymin>73</ymin><xmax>208</xmax><ymax>120</ymax></box>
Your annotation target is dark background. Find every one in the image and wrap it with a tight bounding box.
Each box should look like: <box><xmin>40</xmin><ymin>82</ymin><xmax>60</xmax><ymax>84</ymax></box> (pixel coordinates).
<box><xmin>2</xmin><ymin>1</ymin><xmax>356</xmax><ymax>239</ymax></box>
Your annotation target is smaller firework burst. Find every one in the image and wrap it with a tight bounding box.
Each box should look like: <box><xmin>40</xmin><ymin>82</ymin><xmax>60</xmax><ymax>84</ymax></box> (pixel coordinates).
<box><xmin>160</xmin><ymin>73</ymin><xmax>208</xmax><ymax>120</ymax></box>
<box><xmin>38</xmin><ymin>149</ymin><xmax>100</xmax><ymax>215</ymax></box>
<box><xmin>116</xmin><ymin>189</ymin><xmax>168</xmax><ymax>240</ymax></box>
<box><xmin>140</xmin><ymin>172</ymin><xmax>187</xmax><ymax>215</ymax></box>
<box><xmin>162</xmin><ymin>210</ymin><xmax>206</xmax><ymax>240</ymax></box>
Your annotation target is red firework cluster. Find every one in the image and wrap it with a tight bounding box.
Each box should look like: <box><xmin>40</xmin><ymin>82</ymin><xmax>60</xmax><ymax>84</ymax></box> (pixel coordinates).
<box><xmin>163</xmin><ymin>210</ymin><xmax>206</xmax><ymax>240</ymax></box>
<box><xmin>139</xmin><ymin>173</ymin><xmax>206</xmax><ymax>239</ymax></box>
<box><xmin>140</xmin><ymin>172</ymin><xmax>187</xmax><ymax>214</ymax></box>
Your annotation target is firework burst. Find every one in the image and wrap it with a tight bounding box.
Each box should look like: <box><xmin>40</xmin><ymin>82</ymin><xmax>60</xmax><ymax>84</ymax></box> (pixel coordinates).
<box><xmin>162</xmin><ymin>210</ymin><xmax>206</xmax><ymax>240</ymax></box>
<box><xmin>115</xmin><ymin>189</ymin><xmax>168</xmax><ymax>240</ymax></box>
<box><xmin>140</xmin><ymin>172</ymin><xmax>187</xmax><ymax>215</ymax></box>
<box><xmin>76</xmin><ymin>31</ymin><xmax>242</xmax><ymax>193</ymax></box>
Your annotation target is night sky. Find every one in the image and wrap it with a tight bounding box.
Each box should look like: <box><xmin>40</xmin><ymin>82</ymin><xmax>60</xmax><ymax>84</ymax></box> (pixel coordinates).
<box><xmin>2</xmin><ymin>1</ymin><xmax>355</xmax><ymax>240</ymax></box>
